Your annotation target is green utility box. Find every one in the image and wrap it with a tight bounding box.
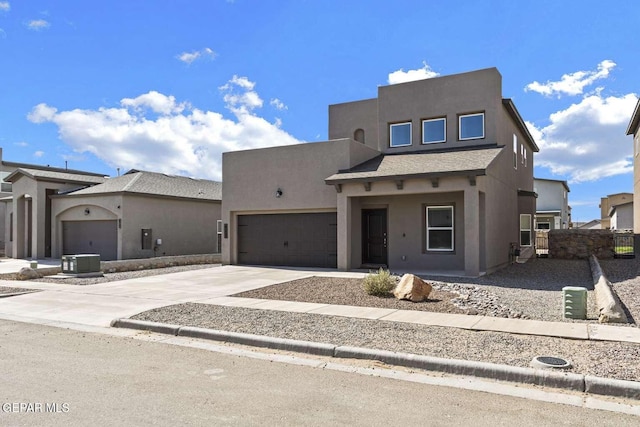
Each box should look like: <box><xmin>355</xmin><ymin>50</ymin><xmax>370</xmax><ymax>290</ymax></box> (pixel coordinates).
<box><xmin>61</xmin><ymin>254</ymin><xmax>101</xmax><ymax>274</ymax></box>
<box><xmin>562</xmin><ymin>286</ymin><xmax>588</xmax><ymax>320</ymax></box>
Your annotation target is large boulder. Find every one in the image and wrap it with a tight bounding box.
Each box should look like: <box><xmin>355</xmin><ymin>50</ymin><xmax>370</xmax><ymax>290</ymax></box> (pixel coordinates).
<box><xmin>393</xmin><ymin>274</ymin><xmax>432</xmax><ymax>302</ymax></box>
<box><xmin>16</xmin><ymin>267</ymin><xmax>42</xmax><ymax>281</ymax></box>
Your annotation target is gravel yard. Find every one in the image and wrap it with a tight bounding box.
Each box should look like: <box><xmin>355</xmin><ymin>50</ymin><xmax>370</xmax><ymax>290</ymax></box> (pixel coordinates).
<box><xmin>0</xmin><ymin>286</ymin><xmax>38</xmax><ymax>295</ymax></box>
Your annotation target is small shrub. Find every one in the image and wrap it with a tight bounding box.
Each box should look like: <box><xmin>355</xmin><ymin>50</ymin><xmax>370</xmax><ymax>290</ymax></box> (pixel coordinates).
<box><xmin>363</xmin><ymin>268</ymin><xmax>395</xmax><ymax>296</ymax></box>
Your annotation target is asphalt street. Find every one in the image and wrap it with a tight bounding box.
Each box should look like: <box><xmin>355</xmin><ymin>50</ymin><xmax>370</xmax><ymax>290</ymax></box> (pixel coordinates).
<box><xmin>1</xmin><ymin>319</ymin><xmax>638</xmax><ymax>426</ymax></box>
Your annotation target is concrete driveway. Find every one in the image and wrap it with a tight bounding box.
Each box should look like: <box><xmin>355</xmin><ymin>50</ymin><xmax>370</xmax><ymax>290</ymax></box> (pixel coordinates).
<box><xmin>0</xmin><ymin>265</ymin><xmax>360</xmax><ymax>327</ymax></box>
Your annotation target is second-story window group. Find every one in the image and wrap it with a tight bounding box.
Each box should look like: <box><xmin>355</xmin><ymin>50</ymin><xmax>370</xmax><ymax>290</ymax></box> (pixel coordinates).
<box><xmin>389</xmin><ymin>112</ymin><xmax>485</xmax><ymax>147</ymax></box>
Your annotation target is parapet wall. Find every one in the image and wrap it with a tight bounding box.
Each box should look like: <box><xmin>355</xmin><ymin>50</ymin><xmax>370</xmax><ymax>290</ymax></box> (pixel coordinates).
<box><xmin>549</xmin><ymin>230</ymin><xmax>614</xmax><ymax>260</ymax></box>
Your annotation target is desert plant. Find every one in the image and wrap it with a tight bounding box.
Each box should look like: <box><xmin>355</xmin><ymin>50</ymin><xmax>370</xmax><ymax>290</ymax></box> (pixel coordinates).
<box><xmin>362</xmin><ymin>268</ymin><xmax>395</xmax><ymax>296</ymax></box>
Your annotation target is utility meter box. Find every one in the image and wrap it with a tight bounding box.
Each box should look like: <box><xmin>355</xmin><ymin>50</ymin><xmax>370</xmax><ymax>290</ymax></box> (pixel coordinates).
<box><xmin>562</xmin><ymin>286</ymin><xmax>588</xmax><ymax>320</ymax></box>
<box><xmin>61</xmin><ymin>254</ymin><xmax>101</xmax><ymax>274</ymax></box>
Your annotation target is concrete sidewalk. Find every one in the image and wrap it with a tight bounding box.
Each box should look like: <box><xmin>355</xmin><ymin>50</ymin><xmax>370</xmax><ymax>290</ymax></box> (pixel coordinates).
<box><xmin>0</xmin><ymin>264</ymin><xmax>638</xmax><ymax>344</ymax></box>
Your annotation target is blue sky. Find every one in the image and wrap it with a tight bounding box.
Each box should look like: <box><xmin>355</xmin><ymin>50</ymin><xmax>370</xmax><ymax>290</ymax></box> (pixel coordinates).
<box><xmin>0</xmin><ymin>1</ymin><xmax>638</xmax><ymax>223</ymax></box>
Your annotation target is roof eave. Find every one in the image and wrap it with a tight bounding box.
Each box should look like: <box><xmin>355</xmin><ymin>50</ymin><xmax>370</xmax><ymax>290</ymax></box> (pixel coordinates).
<box><xmin>502</xmin><ymin>98</ymin><xmax>539</xmax><ymax>152</ymax></box>
<box><xmin>626</xmin><ymin>98</ymin><xmax>640</xmax><ymax>136</ymax></box>
<box><xmin>325</xmin><ymin>169</ymin><xmax>487</xmax><ymax>185</ymax></box>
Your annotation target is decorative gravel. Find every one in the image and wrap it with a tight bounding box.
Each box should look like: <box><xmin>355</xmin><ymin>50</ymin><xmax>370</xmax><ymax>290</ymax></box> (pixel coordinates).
<box><xmin>0</xmin><ymin>286</ymin><xmax>39</xmax><ymax>295</ymax></box>
<box><xmin>133</xmin><ymin>303</ymin><xmax>640</xmax><ymax>381</ymax></box>
<box><xmin>29</xmin><ymin>264</ymin><xmax>221</xmax><ymax>286</ymax></box>
<box><xmin>132</xmin><ymin>257</ymin><xmax>640</xmax><ymax>382</ymax></box>
<box><xmin>599</xmin><ymin>258</ymin><xmax>640</xmax><ymax>324</ymax></box>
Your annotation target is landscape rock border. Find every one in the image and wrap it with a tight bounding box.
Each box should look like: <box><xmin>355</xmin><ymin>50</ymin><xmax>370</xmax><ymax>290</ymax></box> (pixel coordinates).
<box><xmin>111</xmin><ymin>318</ymin><xmax>640</xmax><ymax>400</ymax></box>
<box><xmin>589</xmin><ymin>255</ymin><xmax>629</xmax><ymax>323</ymax></box>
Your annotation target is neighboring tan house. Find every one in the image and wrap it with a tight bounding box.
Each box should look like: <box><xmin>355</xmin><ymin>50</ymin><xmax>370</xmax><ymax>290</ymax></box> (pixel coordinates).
<box><xmin>600</xmin><ymin>193</ymin><xmax>633</xmax><ymax>230</ymax></box>
<box><xmin>627</xmin><ymin>97</ymin><xmax>640</xmax><ymax>234</ymax></box>
<box><xmin>533</xmin><ymin>178</ymin><xmax>570</xmax><ymax>229</ymax></box>
<box><xmin>3</xmin><ymin>167</ymin><xmax>108</xmax><ymax>259</ymax></box>
<box><xmin>610</xmin><ymin>201</ymin><xmax>633</xmax><ymax>231</ymax></box>
<box><xmin>49</xmin><ymin>170</ymin><xmax>222</xmax><ymax>260</ymax></box>
<box><xmin>2</xmin><ymin>165</ymin><xmax>221</xmax><ymax>261</ymax></box>
<box><xmin>222</xmin><ymin>68</ymin><xmax>539</xmax><ymax>276</ymax></box>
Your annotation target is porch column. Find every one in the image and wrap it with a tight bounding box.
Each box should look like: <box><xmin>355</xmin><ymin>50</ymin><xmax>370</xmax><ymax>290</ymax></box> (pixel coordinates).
<box><xmin>13</xmin><ymin>196</ymin><xmax>25</xmax><ymax>259</ymax></box>
<box><xmin>464</xmin><ymin>188</ymin><xmax>480</xmax><ymax>276</ymax></box>
<box><xmin>336</xmin><ymin>192</ymin><xmax>351</xmax><ymax>270</ymax></box>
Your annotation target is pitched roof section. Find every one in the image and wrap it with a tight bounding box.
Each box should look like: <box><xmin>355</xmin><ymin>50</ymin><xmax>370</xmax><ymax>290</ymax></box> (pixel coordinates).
<box><xmin>626</xmin><ymin>97</ymin><xmax>640</xmax><ymax>136</ymax></box>
<box><xmin>67</xmin><ymin>170</ymin><xmax>222</xmax><ymax>201</ymax></box>
<box><xmin>325</xmin><ymin>146</ymin><xmax>504</xmax><ymax>184</ymax></box>
<box><xmin>5</xmin><ymin>168</ymin><xmax>107</xmax><ymax>185</ymax></box>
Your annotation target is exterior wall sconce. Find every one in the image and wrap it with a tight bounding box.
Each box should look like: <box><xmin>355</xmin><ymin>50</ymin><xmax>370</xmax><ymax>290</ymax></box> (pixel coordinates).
<box><xmin>84</xmin><ymin>208</ymin><xmax>90</xmax><ymax>215</ymax></box>
<box><xmin>275</xmin><ymin>188</ymin><xmax>283</xmax><ymax>198</ymax></box>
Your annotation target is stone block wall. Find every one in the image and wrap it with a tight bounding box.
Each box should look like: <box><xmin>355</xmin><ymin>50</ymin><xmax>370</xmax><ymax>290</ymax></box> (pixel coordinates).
<box><xmin>101</xmin><ymin>253</ymin><xmax>221</xmax><ymax>273</ymax></box>
<box><xmin>548</xmin><ymin>230</ymin><xmax>614</xmax><ymax>259</ymax></box>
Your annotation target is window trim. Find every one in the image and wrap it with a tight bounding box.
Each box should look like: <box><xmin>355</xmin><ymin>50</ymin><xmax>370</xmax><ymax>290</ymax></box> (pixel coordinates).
<box><xmin>513</xmin><ymin>134</ymin><xmax>518</xmax><ymax>170</ymax></box>
<box><xmin>458</xmin><ymin>112</ymin><xmax>485</xmax><ymax>141</ymax></box>
<box><xmin>389</xmin><ymin>122</ymin><xmax>412</xmax><ymax>148</ymax></box>
<box><xmin>426</xmin><ymin>205</ymin><xmax>455</xmax><ymax>252</ymax></box>
<box><xmin>421</xmin><ymin>117</ymin><xmax>446</xmax><ymax>144</ymax></box>
<box><xmin>520</xmin><ymin>214</ymin><xmax>532</xmax><ymax>247</ymax></box>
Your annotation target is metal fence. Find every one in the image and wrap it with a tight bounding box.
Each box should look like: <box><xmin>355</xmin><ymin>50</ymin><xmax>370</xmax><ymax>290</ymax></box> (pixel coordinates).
<box><xmin>614</xmin><ymin>233</ymin><xmax>635</xmax><ymax>258</ymax></box>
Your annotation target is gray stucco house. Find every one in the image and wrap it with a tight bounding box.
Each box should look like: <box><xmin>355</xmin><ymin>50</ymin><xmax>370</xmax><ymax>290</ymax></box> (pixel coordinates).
<box><xmin>222</xmin><ymin>67</ymin><xmax>539</xmax><ymax>276</ymax></box>
<box><xmin>626</xmin><ymin>97</ymin><xmax>640</xmax><ymax>234</ymax></box>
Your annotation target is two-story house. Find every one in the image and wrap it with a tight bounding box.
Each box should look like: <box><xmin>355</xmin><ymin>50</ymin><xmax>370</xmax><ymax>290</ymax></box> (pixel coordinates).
<box><xmin>221</xmin><ymin>68</ymin><xmax>539</xmax><ymax>276</ymax></box>
<box><xmin>533</xmin><ymin>178</ymin><xmax>570</xmax><ymax>229</ymax></box>
<box><xmin>600</xmin><ymin>193</ymin><xmax>633</xmax><ymax>230</ymax></box>
<box><xmin>626</xmin><ymin>97</ymin><xmax>640</xmax><ymax>234</ymax></box>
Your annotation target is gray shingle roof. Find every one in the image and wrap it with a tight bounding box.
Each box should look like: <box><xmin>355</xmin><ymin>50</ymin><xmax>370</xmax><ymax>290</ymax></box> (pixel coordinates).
<box><xmin>6</xmin><ymin>168</ymin><xmax>107</xmax><ymax>185</ymax></box>
<box><xmin>67</xmin><ymin>170</ymin><xmax>222</xmax><ymax>201</ymax></box>
<box><xmin>325</xmin><ymin>147</ymin><xmax>504</xmax><ymax>184</ymax></box>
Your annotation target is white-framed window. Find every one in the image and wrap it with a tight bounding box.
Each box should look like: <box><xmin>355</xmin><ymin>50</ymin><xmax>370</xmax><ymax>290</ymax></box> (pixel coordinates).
<box><xmin>422</xmin><ymin>117</ymin><xmax>446</xmax><ymax>144</ymax></box>
<box><xmin>0</xmin><ymin>171</ymin><xmax>12</xmax><ymax>193</ymax></box>
<box><xmin>520</xmin><ymin>214</ymin><xmax>532</xmax><ymax>246</ymax></box>
<box><xmin>216</xmin><ymin>220</ymin><xmax>223</xmax><ymax>253</ymax></box>
<box><xmin>426</xmin><ymin>206</ymin><xmax>454</xmax><ymax>251</ymax></box>
<box><xmin>520</xmin><ymin>144</ymin><xmax>525</xmax><ymax>164</ymax></box>
<box><xmin>390</xmin><ymin>122</ymin><xmax>412</xmax><ymax>147</ymax></box>
<box><xmin>513</xmin><ymin>135</ymin><xmax>518</xmax><ymax>170</ymax></box>
<box><xmin>459</xmin><ymin>113</ymin><xmax>484</xmax><ymax>140</ymax></box>
<box><xmin>524</xmin><ymin>149</ymin><xmax>528</xmax><ymax>167</ymax></box>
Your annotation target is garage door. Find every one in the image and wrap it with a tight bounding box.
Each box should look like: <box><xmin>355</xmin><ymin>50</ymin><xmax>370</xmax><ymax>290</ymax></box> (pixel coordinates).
<box><xmin>237</xmin><ymin>213</ymin><xmax>337</xmax><ymax>268</ymax></box>
<box><xmin>62</xmin><ymin>220</ymin><xmax>118</xmax><ymax>261</ymax></box>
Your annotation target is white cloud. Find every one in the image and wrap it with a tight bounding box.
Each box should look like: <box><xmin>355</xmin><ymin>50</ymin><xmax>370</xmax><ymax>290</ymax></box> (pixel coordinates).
<box><xmin>527</xmin><ymin>92</ymin><xmax>638</xmax><ymax>183</ymax></box>
<box><xmin>34</xmin><ymin>150</ymin><xmax>44</xmax><ymax>158</ymax></box>
<box><xmin>388</xmin><ymin>62</ymin><xmax>440</xmax><ymax>84</ymax></box>
<box><xmin>0</xmin><ymin>2</ymin><xmax>10</xmax><ymax>12</ymax></box>
<box><xmin>13</xmin><ymin>141</ymin><xmax>28</xmax><ymax>147</ymax></box>
<box><xmin>26</xmin><ymin>19</ymin><xmax>50</xmax><ymax>31</ymax></box>
<box><xmin>525</xmin><ymin>60</ymin><xmax>616</xmax><ymax>97</ymax></box>
<box><xmin>27</xmin><ymin>77</ymin><xmax>301</xmax><ymax>180</ymax></box>
<box><xmin>177</xmin><ymin>47</ymin><xmax>216</xmax><ymax>64</ymax></box>
<box><xmin>219</xmin><ymin>75</ymin><xmax>263</xmax><ymax>114</ymax></box>
<box><xmin>270</xmin><ymin>98</ymin><xmax>287</xmax><ymax>110</ymax></box>
<box><xmin>121</xmin><ymin>91</ymin><xmax>188</xmax><ymax>115</ymax></box>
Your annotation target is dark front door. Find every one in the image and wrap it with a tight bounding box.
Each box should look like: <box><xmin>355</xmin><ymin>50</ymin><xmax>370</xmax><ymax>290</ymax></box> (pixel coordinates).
<box><xmin>362</xmin><ymin>209</ymin><xmax>387</xmax><ymax>266</ymax></box>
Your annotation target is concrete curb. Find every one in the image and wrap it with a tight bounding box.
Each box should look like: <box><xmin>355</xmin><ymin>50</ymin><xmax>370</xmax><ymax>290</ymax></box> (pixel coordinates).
<box><xmin>0</xmin><ymin>291</ymin><xmax>38</xmax><ymax>299</ymax></box>
<box><xmin>589</xmin><ymin>255</ymin><xmax>628</xmax><ymax>323</ymax></box>
<box><xmin>111</xmin><ymin>318</ymin><xmax>639</xmax><ymax>400</ymax></box>
<box><xmin>179</xmin><ymin>326</ymin><xmax>336</xmax><ymax>357</ymax></box>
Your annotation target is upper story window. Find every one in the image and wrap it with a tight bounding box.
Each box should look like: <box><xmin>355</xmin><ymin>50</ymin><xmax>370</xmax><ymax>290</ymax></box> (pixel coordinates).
<box><xmin>390</xmin><ymin>122</ymin><xmax>412</xmax><ymax>147</ymax></box>
<box><xmin>0</xmin><ymin>171</ymin><xmax>12</xmax><ymax>193</ymax></box>
<box><xmin>422</xmin><ymin>118</ymin><xmax>446</xmax><ymax>144</ymax></box>
<box><xmin>512</xmin><ymin>135</ymin><xmax>518</xmax><ymax>170</ymax></box>
<box><xmin>459</xmin><ymin>112</ymin><xmax>484</xmax><ymax>140</ymax></box>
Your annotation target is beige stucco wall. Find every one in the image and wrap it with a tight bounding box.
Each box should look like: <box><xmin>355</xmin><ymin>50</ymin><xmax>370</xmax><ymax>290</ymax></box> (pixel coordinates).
<box><xmin>221</xmin><ymin>139</ymin><xmax>380</xmax><ymax>264</ymax></box>
<box><xmin>328</xmin><ymin>98</ymin><xmax>379</xmax><ymax>151</ymax></box>
<box><xmin>52</xmin><ymin>194</ymin><xmax>220</xmax><ymax>260</ymax></box>
<box><xmin>634</xmin><ymin>131</ymin><xmax>640</xmax><ymax>234</ymax></box>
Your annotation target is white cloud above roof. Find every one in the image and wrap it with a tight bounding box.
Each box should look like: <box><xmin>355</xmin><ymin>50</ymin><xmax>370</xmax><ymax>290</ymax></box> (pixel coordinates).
<box><xmin>388</xmin><ymin>62</ymin><xmax>440</xmax><ymax>84</ymax></box>
<box><xmin>527</xmin><ymin>92</ymin><xmax>638</xmax><ymax>183</ymax></box>
<box><xmin>176</xmin><ymin>47</ymin><xmax>216</xmax><ymax>64</ymax></box>
<box><xmin>0</xmin><ymin>2</ymin><xmax>10</xmax><ymax>12</ymax></box>
<box><xmin>525</xmin><ymin>60</ymin><xmax>616</xmax><ymax>97</ymax></box>
<box><xmin>27</xmin><ymin>76</ymin><xmax>301</xmax><ymax>181</ymax></box>
<box><xmin>26</xmin><ymin>19</ymin><xmax>50</xmax><ymax>31</ymax></box>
